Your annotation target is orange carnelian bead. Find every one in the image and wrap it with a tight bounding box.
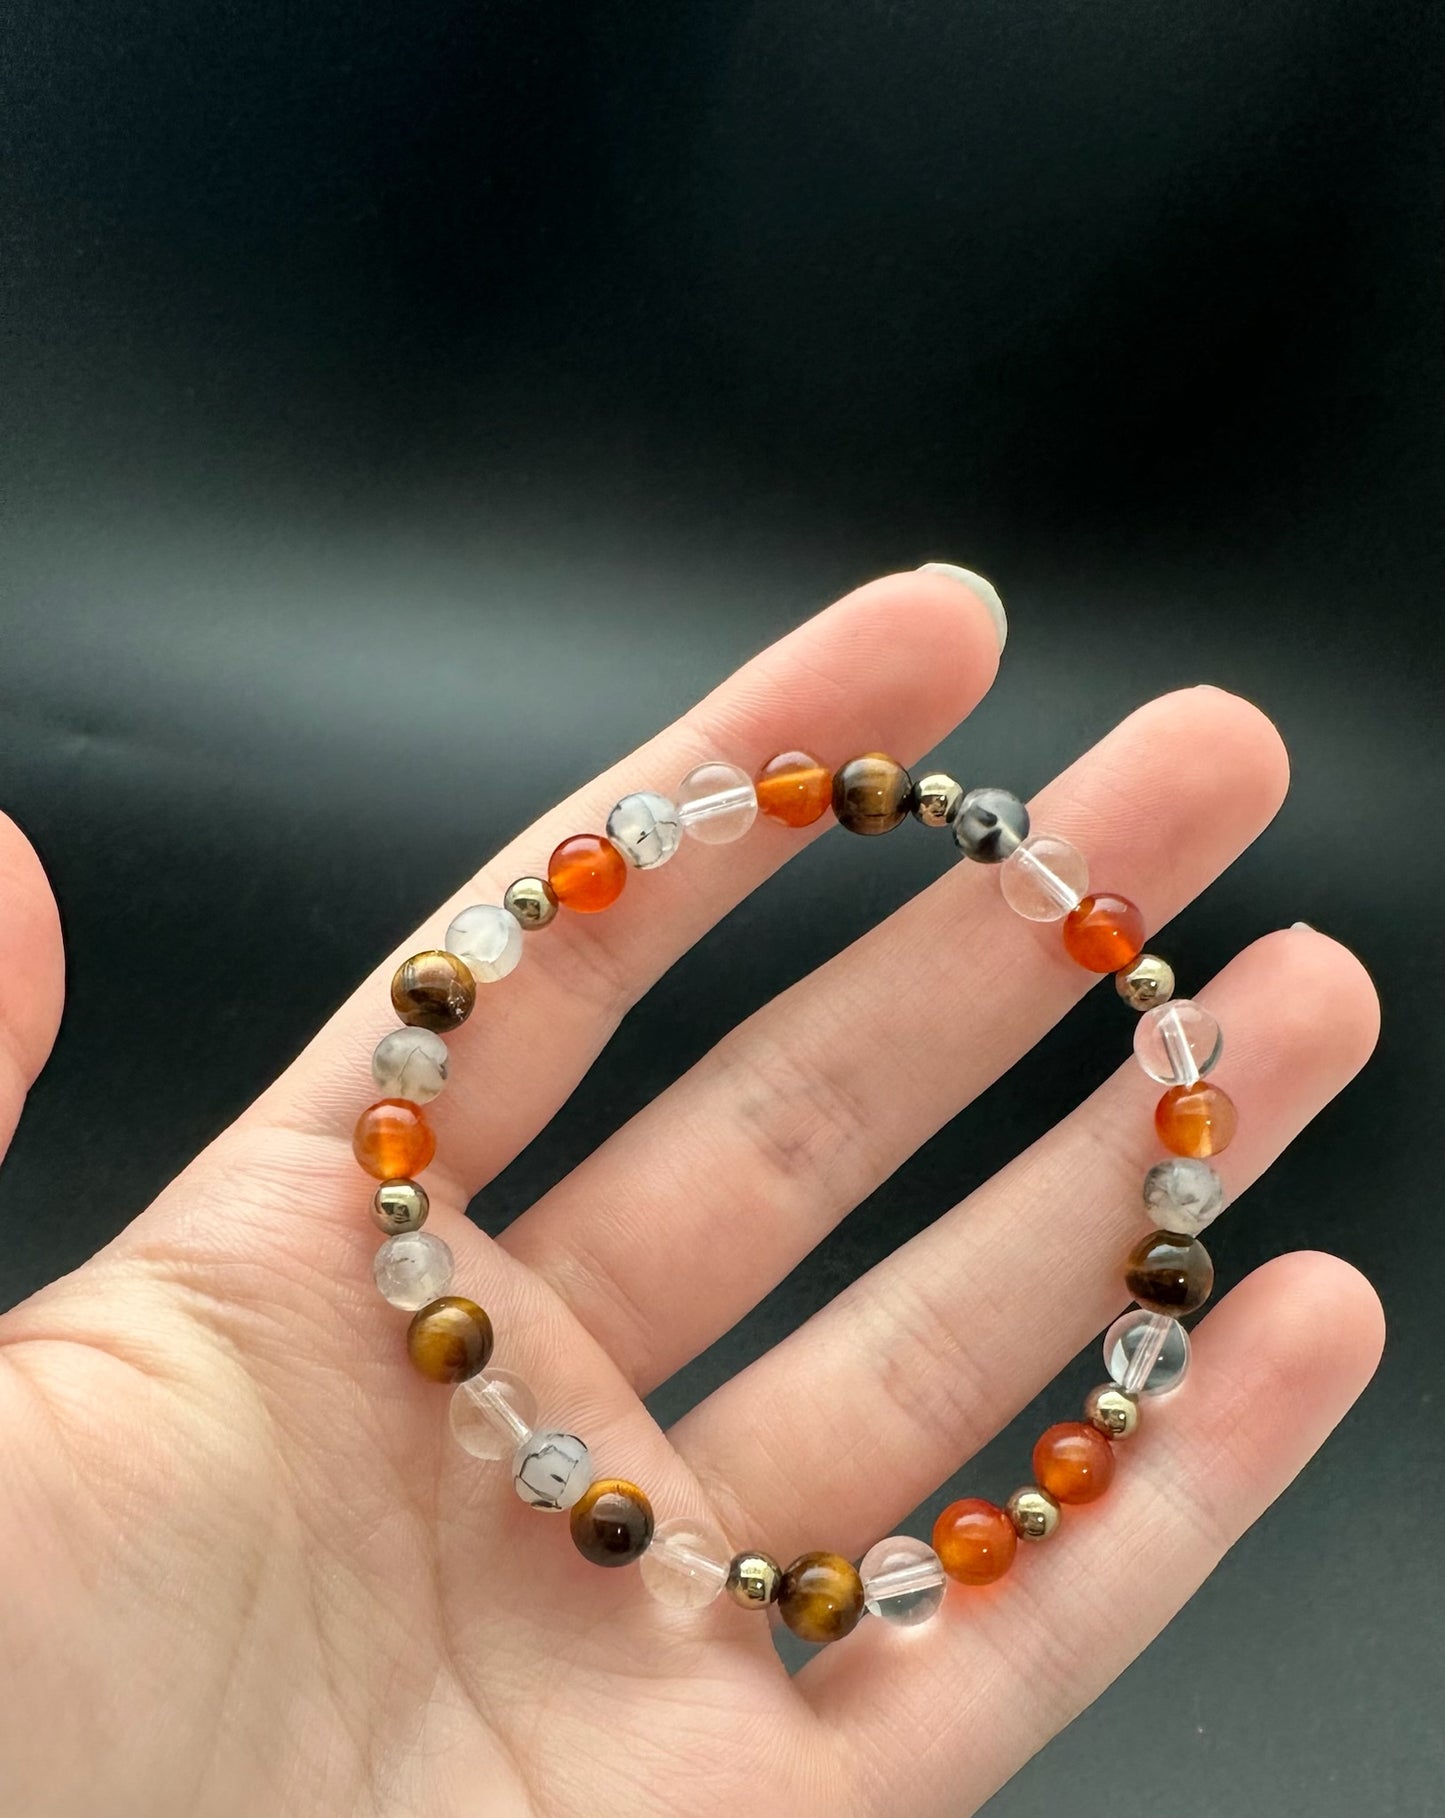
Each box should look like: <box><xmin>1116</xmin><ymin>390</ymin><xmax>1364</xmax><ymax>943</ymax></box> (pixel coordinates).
<box><xmin>547</xmin><ymin>834</ymin><xmax>627</xmax><ymax>913</ymax></box>
<box><xmin>932</xmin><ymin>1497</ymin><xmax>1018</xmax><ymax>1585</ymax></box>
<box><xmin>1061</xmin><ymin>893</ymin><xmax>1147</xmax><ymax>973</ymax></box>
<box><xmin>353</xmin><ymin>1098</ymin><xmax>436</xmax><ymax>1181</ymax></box>
<box><xmin>1033</xmin><ymin>1421</ymin><xmax>1116</xmax><ymax>1505</ymax></box>
<box><xmin>1155</xmin><ymin>1080</ymin><xmax>1239</xmax><ymax>1157</ymax></box>
<box><xmin>755</xmin><ymin>750</ymin><xmax>834</xmax><ymax>827</ymax></box>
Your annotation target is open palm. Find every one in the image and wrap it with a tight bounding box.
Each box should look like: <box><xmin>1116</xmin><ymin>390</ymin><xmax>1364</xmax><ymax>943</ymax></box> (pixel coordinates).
<box><xmin>0</xmin><ymin>571</ymin><xmax>1382</xmax><ymax>1818</ymax></box>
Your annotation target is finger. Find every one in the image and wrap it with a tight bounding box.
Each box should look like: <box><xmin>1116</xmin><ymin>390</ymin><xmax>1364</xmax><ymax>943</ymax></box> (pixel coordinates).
<box><xmin>807</xmin><ymin>1251</ymin><xmax>1384</xmax><ymax>1818</ymax></box>
<box><xmin>0</xmin><ymin>810</ymin><xmax>64</xmax><ymax>1163</ymax></box>
<box><xmin>673</xmin><ymin>926</ymin><xmax>1379</xmax><ymax>1556</ymax></box>
<box><xmin>503</xmin><ymin>686</ymin><xmax>1287</xmax><ymax>1389</ymax></box>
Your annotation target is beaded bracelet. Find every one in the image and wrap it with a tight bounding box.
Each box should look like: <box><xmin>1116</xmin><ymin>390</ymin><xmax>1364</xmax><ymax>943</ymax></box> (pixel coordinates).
<box><xmin>353</xmin><ymin>751</ymin><xmax>1230</xmax><ymax>1645</ymax></box>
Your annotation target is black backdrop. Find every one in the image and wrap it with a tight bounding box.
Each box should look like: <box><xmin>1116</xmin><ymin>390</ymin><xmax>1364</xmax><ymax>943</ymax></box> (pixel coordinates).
<box><xmin>3</xmin><ymin>3</ymin><xmax>1443</xmax><ymax>1813</ymax></box>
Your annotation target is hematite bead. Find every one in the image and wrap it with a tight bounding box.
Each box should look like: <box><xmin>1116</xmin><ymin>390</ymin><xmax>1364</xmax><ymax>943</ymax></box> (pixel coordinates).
<box><xmin>1116</xmin><ymin>952</ymin><xmax>1175</xmax><ymax>1011</ymax></box>
<box><xmin>406</xmin><ymin>1296</ymin><xmax>493</xmax><ymax>1384</ymax></box>
<box><xmin>1084</xmin><ymin>1384</ymin><xmax>1140</xmax><ymax>1440</ymax></box>
<box><xmin>725</xmin><ymin>1549</ymin><xmax>782</xmax><ymax>1609</ymax></box>
<box><xmin>569</xmin><ymin>1478</ymin><xmax>655</xmax><ymax>1567</ymax></box>
<box><xmin>910</xmin><ymin>771</ymin><xmax>963</xmax><ymax>828</ymax></box>
<box><xmin>370</xmin><ymin>1177</ymin><xmax>429</xmax><ymax>1235</ymax></box>
<box><xmin>504</xmin><ymin>876</ymin><xmax>559</xmax><ymax>931</ymax></box>
<box><xmin>1125</xmin><ymin>1229</ymin><xmax>1215</xmax><ymax>1316</ymax></box>
<box><xmin>1005</xmin><ymin>1485</ymin><xmax>1061</xmax><ymax>1541</ymax></box>
<box><xmin>832</xmin><ymin>754</ymin><xmax>912</xmax><ymax>836</ymax></box>
<box><xmin>391</xmin><ymin>950</ymin><xmax>476</xmax><ymax>1032</ymax></box>
<box><xmin>778</xmin><ymin>1550</ymin><xmax>865</xmax><ymax>1644</ymax></box>
<box><xmin>952</xmin><ymin>786</ymin><xmax>1029</xmax><ymax>863</ymax></box>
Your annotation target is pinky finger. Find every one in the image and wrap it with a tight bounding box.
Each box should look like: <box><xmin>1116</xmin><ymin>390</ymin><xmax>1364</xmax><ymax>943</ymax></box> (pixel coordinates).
<box><xmin>805</xmin><ymin>1251</ymin><xmax>1384</xmax><ymax>1818</ymax></box>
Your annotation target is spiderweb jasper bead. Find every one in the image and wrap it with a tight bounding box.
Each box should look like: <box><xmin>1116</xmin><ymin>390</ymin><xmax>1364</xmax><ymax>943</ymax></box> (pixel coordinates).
<box><xmin>407</xmin><ymin>1296</ymin><xmax>493</xmax><ymax>1384</ymax></box>
<box><xmin>449</xmin><ymin>1369</ymin><xmax>537</xmax><ymax>1460</ymax></box>
<box><xmin>570</xmin><ymin>1479</ymin><xmax>654</xmax><ymax>1567</ymax></box>
<box><xmin>755</xmin><ymin>751</ymin><xmax>833</xmax><ymax>827</ymax></box>
<box><xmin>1105</xmin><ymin>1308</ymin><xmax>1190</xmax><ymax>1396</ymax></box>
<box><xmin>548</xmin><ymin>834</ymin><xmax>627</xmax><ymax>912</ymax></box>
<box><xmin>832</xmin><ymin>754</ymin><xmax>912</xmax><ymax>836</ymax></box>
<box><xmin>1125</xmin><ymin>1229</ymin><xmax>1214</xmax><ymax>1316</ymax></box>
<box><xmin>677</xmin><ymin>762</ymin><xmax>758</xmax><ymax>844</ymax></box>
<box><xmin>353</xmin><ymin>1098</ymin><xmax>436</xmax><ymax>1180</ymax></box>
<box><xmin>932</xmin><ymin>1497</ymin><xmax>1017</xmax><ymax>1585</ymax></box>
<box><xmin>1033</xmin><ymin>1422</ymin><xmax>1116</xmax><ymax>1505</ymax></box>
<box><xmin>1156</xmin><ymin>1080</ymin><xmax>1239</xmax><ymax>1157</ymax></box>
<box><xmin>445</xmin><ymin>903</ymin><xmax>524</xmax><ymax>982</ymax></box>
<box><xmin>859</xmin><ymin>1537</ymin><xmax>946</xmax><ymax>1625</ymax></box>
<box><xmin>999</xmin><ymin>833</ymin><xmax>1088</xmax><ymax>920</ymax></box>
<box><xmin>373</xmin><ymin>1230</ymin><xmax>454</xmax><ymax>1310</ymax></box>
<box><xmin>371</xmin><ymin>1027</ymin><xmax>449</xmax><ymax>1104</ymax></box>
<box><xmin>953</xmin><ymin>786</ymin><xmax>1029</xmax><ymax>862</ymax></box>
<box><xmin>778</xmin><ymin>1551</ymin><xmax>866</xmax><ymax>1644</ymax></box>
<box><xmin>639</xmin><ymin>1517</ymin><xmax>731</xmax><ymax>1608</ymax></box>
<box><xmin>513</xmin><ymin>1431</ymin><xmax>592</xmax><ymax>1510</ymax></box>
<box><xmin>606</xmin><ymin>791</ymin><xmax>682</xmax><ymax>869</ymax></box>
<box><xmin>1143</xmin><ymin>1156</ymin><xmax>1226</xmax><ymax>1235</ymax></box>
<box><xmin>1062</xmin><ymin>893</ymin><xmax>1146</xmax><ymax>972</ymax></box>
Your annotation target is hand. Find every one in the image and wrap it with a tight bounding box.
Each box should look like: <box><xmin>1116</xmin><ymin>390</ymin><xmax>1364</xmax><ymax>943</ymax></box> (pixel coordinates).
<box><xmin>0</xmin><ymin>570</ymin><xmax>1382</xmax><ymax>1818</ymax></box>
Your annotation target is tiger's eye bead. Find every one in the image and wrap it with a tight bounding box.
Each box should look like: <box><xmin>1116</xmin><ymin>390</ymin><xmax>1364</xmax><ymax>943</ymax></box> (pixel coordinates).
<box><xmin>1033</xmin><ymin>1422</ymin><xmax>1116</xmax><ymax>1505</ymax></box>
<box><xmin>952</xmin><ymin>786</ymin><xmax>1030</xmax><ymax>863</ymax></box>
<box><xmin>406</xmin><ymin>1295</ymin><xmax>493</xmax><ymax>1384</ymax></box>
<box><xmin>1155</xmin><ymin>1081</ymin><xmax>1239</xmax><ymax>1158</ymax></box>
<box><xmin>778</xmin><ymin>1550</ymin><xmax>866</xmax><ymax>1644</ymax></box>
<box><xmin>390</xmin><ymin>950</ymin><xmax>476</xmax><ymax>1031</ymax></box>
<box><xmin>932</xmin><ymin>1497</ymin><xmax>1018</xmax><ymax>1585</ymax></box>
<box><xmin>370</xmin><ymin>1177</ymin><xmax>429</xmax><ymax>1235</ymax></box>
<box><xmin>1084</xmin><ymin>1384</ymin><xmax>1140</xmax><ymax>1440</ymax></box>
<box><xmin>371</xmin><ymin>1027</ymin><xmax>449</xmax><ymax>1104</ymax></box>
<box><xmin>832</xmin><ymin>753</ymin><xmax>912</xmax><ymax>836</ymax></box>
<box><xmin>910</xmin><ymin>772</ymin><xmax>963</xmax><ymax>829</ymax></box>
<box><xmin>569</xmin><ymin>1478</ymin><xmax>655</xmax><ymax>1567</ymax></box>
<box><xmin>1116</xmin><ymin>952</ymin><xmax>1175</xmax><ymax>1011</ymax></box>
<box><xmin>1125</xmin><ymin>1229</ymin><xmax>1215</xmax><ymax>1316</ymax></box>
<box><xmin>755</xmin><ymin>751</ymin><xmax>834</xmax><ymax>827</ymax></box>
<box><xmin>548</xmin><ymin>834</ymin><xmax>628</xmax><ymax>913</ymax></box>
<box><xmin>353</xmin><ymin>1098</ymin><xmax>437</xmax><ymax>1180</ymax></box>
<box><xmin>503</xmin><ymin>875</ymin><xmax>559</xmax><ymax>931</ymax></box>
<box><xmin>1062</xmin><ymin>894</ymin><xmax>1147</xmax><ymax>973</ymax></box>
<box><xmin>1005</xmin><ymin>1485</ymin><xmax>1062</xmax><ymax>1542</ymax></box>
<box><xmin>725</xmin><ymin>1550</ymin><xmax>782</xmax><ymax>1609</ymax></box>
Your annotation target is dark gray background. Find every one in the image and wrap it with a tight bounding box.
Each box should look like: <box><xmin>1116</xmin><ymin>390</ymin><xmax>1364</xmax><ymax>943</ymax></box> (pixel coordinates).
<box><xmin>3</xmin><ymin>1</ymin><xmax>1443</xmax><ymax>1812</ymax></box>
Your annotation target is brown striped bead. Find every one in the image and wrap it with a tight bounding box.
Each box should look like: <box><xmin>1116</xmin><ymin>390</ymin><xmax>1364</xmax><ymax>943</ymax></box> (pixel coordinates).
<box><xmin>406</xmin><ymin>1296</ymin><xmax>493</xmax><ymax>1383</ymax></box>
<box><xmin>1124</xmin><ymin>1229</ymin><xmax>1215</xmax><ymax>1317</ymax></box>
<box><xmin>832</xmin><ymin>754</ymin><xmax>912</xmax><ymax>836</ymax></box>
<box><xmin>778</xmin><ymin>1550</ymin><xmax>865</xmax><ymax>1644</ymax></box>
<box><xmin>569</xmin><ymin>1479</ymin><xmax>655</xmax><ymax>1567</ymax></box>
<box><xmin>391</xmin><ymin>949</ymin><xmax>476</xmax><ymax>1032</ymax></box>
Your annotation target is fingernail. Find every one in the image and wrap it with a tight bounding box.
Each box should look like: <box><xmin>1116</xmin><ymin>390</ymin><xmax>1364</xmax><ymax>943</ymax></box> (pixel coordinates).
<box><xmin>1291</xmin><ymin>920</ymin><xmax>1316</xmax><ymax>932</ymax></box>
<box><xmin>917</xmin><ymin>563</ymin><xmax>1008</xmax><ymax>651</ymax></box>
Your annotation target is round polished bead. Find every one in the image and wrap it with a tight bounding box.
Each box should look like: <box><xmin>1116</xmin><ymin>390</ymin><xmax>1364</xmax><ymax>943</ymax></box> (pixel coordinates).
<box><xmin>1084</xmin><ymin>1384</ymin><xmax>1140</xmax><ymax>1440</ymax></box>
<box><xmin>445</xmin><ymin>903</ymin><xmax>525</xmax><ymax>983</ymax></box>
<box><xmin>353</xmin><ymin>1098</ymin><xmax>436</xmax><ymax>1181</ymax></box>
<box><xmin>1134</xmin><ymin>999</ymin><xmax>1222</xmax><ymax>1086</ymax></box>
<box><xmin>1155</xmin><ymin>1080</ymin><xmax>1238</xmax><ymax>1157</ymax></box>
<box><xmin>999</xmin><ymin>833</ymin><xmax>1088</xmax><ymax>920</ymax></box>
<box><xmin>1005</xmin><ymin>1485</ymin><xmax>1062</xmax><ymax>1542</ymax></box>
<box><xmin>1062</xmin><ymin>893</ymin><xmax>1147</xmax><ymax>973</ymax></box>
<box><xmin>503</xmin><ymin>875</ymin><xmax>559</xmax><ymax>931</ymax></box>
<box><xmin>606</xmin><ymin>791</ymin><xmax>682</xmax><ymax>869</ymax></box>
<box><xmin>512</xmin><ymin>1431</ymin><xmax>592</xmax><ymax>1510</ymax></box>
<box><xmin>390</xmin><ymin>950</ymin><xmax>476</xmax><ymax>1032</ymax></box>
<box><xmin>570</xmin><ymin>1478</ymin><xmax>655</xmax><ymax>1567</ymax></box>
<box><xmin>1116</xmin><ymin>952</ymin><xmax>1176</xmax><ymax>1011</ymax></box>
<box><xmin>1143</xmin><ymin>1155</ymin><xmax>1226</xmax><ymax>1236</ymax></box>
<box><xmin>778</xmin><ymin>1550</ymin><xmax>866</xmax><ymax>1645</ymax></box>
<box><xmin>370</xmin><ymin>1177</ymin><xmax>429</xmax><ymax>1235</ymax></box>
<box><xmin>677</xmin><ymin>762</ymin><xmax>758</xmax><ymax>844</ymax></box>
<box><xmin>370</xmin><ymin>1027</ymin><xmax>449</xmax><ymax>1104</ymax></box>
<box><xmin>910</xmin><ymin>771</ymin><xmax>964</xmax><ymax>829</ymax></box>
<box><xmin>725</xmin><ymin>1550</ymin><xmax>782</xmax><ymax>1609</ymax></box>
<box><xmin>406</xmin><ymin>1296</ymin><xmax>493</xmax><ymax>1384</ymax></box>
<box><xmin>832</xmin><ymin>753</ymin><xmax>913</xmax><ymax>836</ymax></box>
<box><xmin>932</xmin><ymin>1497</ymin><xmax>1018</xmax><ymax>1586</ymax></box>
<box><xmin>373</xmin><ymin>1230</ymin><xmax>454</xmax><ymax>1310</ymax></box>
<box><xmin>952</xmin><ymin>786</ymin><xmax>1029</xmax><ymax>863</ymax></box>
<box><xmin>755</xmin><ymin>751</ymin><xmax>834</xmax><ymax>827</ymax></box>
<box><xmin>1104</xmin><ymin>1308</ymin><xmax>1191</xmax><ymax>1396</ymax></box>
<box><xmin>1125</xmin><ymin>1228</ymin><xmax>1215</xmax><ymax>1316</ymax></box>
<box><xmin>1033</xmin><ymin>1422</ymin><xmax>1116</xmax><ymax>1505</ymax></box>
<box><xmin>448</xmin><ymin>1368</ymin><xmax>538</xmax><ymax>1460</ymax></box>
<box><xmin>859</xmin><ymin>1536</ymin><xmax>947</xmax><ymax>1625</ymax></box>
<box><xmin>638</xmin><ymin>1516</ymin><xmax>731</xmax><ymax>1607</ymax></box>
<box><xmin>547</xmin><ymin>834</ymin><xmax>628</xmax><ymax>913</ymax></box>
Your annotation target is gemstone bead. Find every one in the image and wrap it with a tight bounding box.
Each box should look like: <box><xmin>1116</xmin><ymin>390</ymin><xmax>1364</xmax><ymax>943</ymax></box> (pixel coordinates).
<box><xmin>406</xmin><ymin>1296</ymin><xmax>493</xmax><ymax>1383</ymax></box>
<box><xmin>1155</xmin><ymin>1081</ymin><xmax>1239</xmax><ymax>1157</ymax></box>
<box><xmin>445</xmin><ymin>903</ymin><xmax>525</xmax><ymax>983</ymax></box>
<box><xmin>1084</xmin><ymin>1384</ymin><xmax>1140</xmax><ymax>1439</ymax></box>
<box><xmin>778</xmin><ymin>1550</ymin><xmax>866</xmax><ymax>1644</ymax></box>
<box><xmin>1125</xmin><ymin>1229</ymin><xmax>1214</xmax><ymax>1316</ymax></box>
<box><xmin>639</xmin><ymin>1517</ymin><xmax>731</xmax><ymax>1607</ymax></box>
<box><xmin>370</xmin><ymin>1178</ymin><xmax>429</xmax><ymax>1235</ymax></box>
<box><xmin>512</xmin><ymin>1431</ymin><xmax>592</xmax><ymax>1510</ymax></box>
<box><xmin>1062</xmin><ymin>894</ymin><xmax>1146</xmax><ymax>972</ymax></box>
<box><xmin>832</xmin><ymin>754</ymin><xmax>912</xmax><ymax>836</ymax></box>
<box><xmin>952</xmin><ymin>786</ymin><xmax>1029</xmax><ymax>863</ymax></box>
<box><xmin>353</xmin><ymin>1098</ymin><xmax>436</xmax><ymax>1180</ymax></box>
<box><xmin>932</xmin><ymin>1497</ymin><xmax>1018</xmax><ymax>1585</ymax></box>
<box><xmin>677</xmin><ymin>762</ymin><xmax>758</xmax><ymax>844</ymax></box>
<box><xmin>755</xmin><ymin>751</ymin><xmax>834</xmax><ymax>827</ymax></box>
<box><xmin>1032</xmin><ymin>1422</ymin><xmax>1116</xmax><ymax>1505</ymax></box>
<box><xmin>606</xmin><ymin>791</ymin><xmax>682</xmax><ymax>869</ymax></box>
<box><xmin>1105</xmin><ymin>1308</ymin><xmax>1191</xmax><ymax>1396</ymax></box>
<box><xmin>503</xmin><ymin>875</ymin><xmax>559</xmax><ymax>930</ymax></box>
<box><xmin>370</xmin><ymin>1027</ymin><xmax>449</xmax><ymax>1104</ymax></box>
<box><xmin>548</xmin><ymin>835</ymin><xmax>628</xmax><ymax>912</ymax></box>
<box><xmin>1116</xmin><ymin>952</ymin><xmax>1176</xmax><ymax>1011</ymax></box>
<box><xmin>725</xmin><ymin>1550</ymin><xmax>782</xmax><ymax>1609</ymax></box>
<box><xmin>373</xmin><ymin>1230</ymin><xmax>455</xmax><ymax>1310</ymax></box>
<box><xmin>1134</xmin><ymin>999</ymin><xmax>1222</xmax><ymax>1086</ymax></box>
<box><xmin>449</xmin><ymin>1368</ymin><xmax>537</xmax><ymax>1460</ymax></box>
<box><xmin>570</xmin><ymin>1479</ymin><xmax>655</xmax><ymax>1567</ymax></box>
<box><xmin>859</xmin><ymin>1536</ymin><xmax>947</xmax><ymax>1625</ymax></box>
<box><xmin>1142</xmin><ymin>1156</ymin><xmax>1226</xmax><ymax>1235</ymax></box>
<box><xmin>390</xmin><ymin>950</ymin><xmax>476</xmax><ymax>1031</ymax></box>
<box><xmin>1005</xmin><ymin>1485</ymin><xmax>1062</xmax><ymax>1541</ymax></box>
<box><xmin>909</xmin><ymin>772</ymin><xmax>963</xmax><ymax>829</ymax></box>
<box><xmin>999</xmin><ymin>833</ymin><xmax>1088</xmax><ymax>920</ymax></box>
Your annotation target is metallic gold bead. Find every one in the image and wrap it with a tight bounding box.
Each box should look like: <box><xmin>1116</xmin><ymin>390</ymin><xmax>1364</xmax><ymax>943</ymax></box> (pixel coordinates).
<box><xmin>1084</xmin><ymin>1383</ymin><xmax>1140</xmax><ymax>1440</ymax></box>
<box><xmin>1116</xmin><ymin>952</ymin><xmax>1175</xmax><ymax>1012</ymax></box>
<box><xmin>503</xmin><ymin>875</ymin><xmax>559</xmax><ymax>931</ymax></box>
<box><xmin>910</xmin><ymin>772</ymin><xmax>964</xmax><ymax>829</ymax></box>
<box><xmin>1005</xmin><ymin>1485</ymin><xmax>1062</xmax><ymax>1542</ymax></box>
<box><xmin>725</xmin><ymin>1549</ymin><xmax>782</xmax><ymax>1609</ymax></box>
<box><xmin>370</xmin><ymin>1178</ymin><xmax>429</xmax><ymax>1235</ymax></box>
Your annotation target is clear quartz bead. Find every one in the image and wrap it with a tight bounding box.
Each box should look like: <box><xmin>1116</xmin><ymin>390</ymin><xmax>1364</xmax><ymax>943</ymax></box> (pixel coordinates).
<box><xmin>370</xmin><ymin>1026</ymin><xmax>449</xmax><ymax>1103</ymax></box>
<box><xmin>1104</xmin><ymin>1308</ymin><xmax>1191</xmax><ymax>1397</ymax></box>
<box><xmin>449</xmin><ymin>1368</ymin><xmax>538</xmax><ymax>1460</ymax></box>
<box><xmin>1143</xmin><ymin>1156</ymin><xmax>1226</xmax><ymax>1235</ymax></box>
<box><xmin>998</xmin><ymin>834</ymin><xmax>1089</xmax><ymax>921</ymax></box>
<box><xmin>638</xmin><ymin>1516</ymin><xmax>731</xmax><ymax>1608</ymax></box>
<box><xmin>373</xmin><ymin>1230</ymin><xmax>455</xmax><ymax>1310</ymax></box>
<box><xmin>859</xmin><ymin>1536</ymin><xmax>947</xmax><ymax>1626</ymax></box>
<box><xmin>606</xmin><ymin>791</ymin><xmax>682</xmax><ymax>869</ymax></box>
<box><xmin>445</xmin><ymin>903</ymin><xmax>524</xmax><ymax>984</ymax></box>
<box><xmin>1134</xmin><ymin>999</ymin><xmax>1223</xmax><ymax>1086</ymax></box>
<box><xmin>676</xmin><ymin>762</ymin><xmax>758</xmax><ymax>845</ymax></box>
